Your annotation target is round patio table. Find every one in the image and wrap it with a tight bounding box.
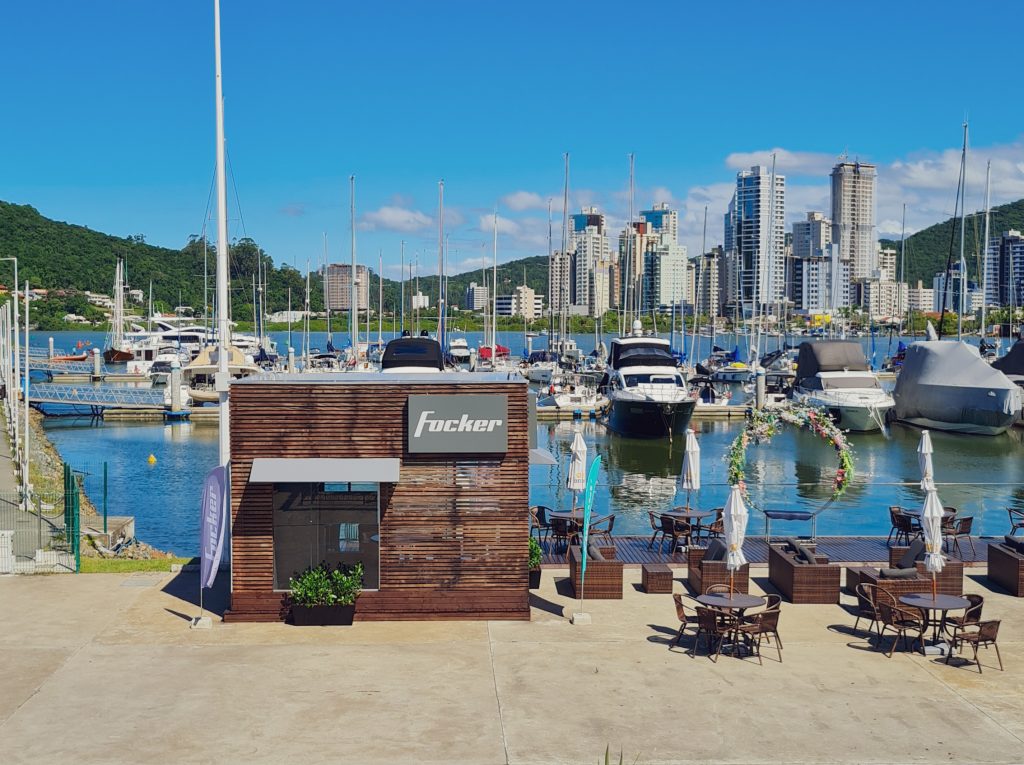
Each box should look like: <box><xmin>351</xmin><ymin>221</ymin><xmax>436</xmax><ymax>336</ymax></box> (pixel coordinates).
<box><xmin>696</xmin><ymin>593</ymin><xmax>764</xmax><ymax>612</ymax></box>
<box><xmin>666</xmin><ymin>508</ymin><xmax>714</xmax><ymax>519</ymax></box>
<box><xmin>899</xmin><ymin>593</ymin><xmax>970</xmax><ymax>644</ymax></box>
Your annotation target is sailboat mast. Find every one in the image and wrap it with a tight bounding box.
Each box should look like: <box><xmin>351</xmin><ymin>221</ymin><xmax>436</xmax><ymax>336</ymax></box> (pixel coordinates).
<box><xmin>349</xmin><ymin>175</ymin><xmax>358</xmax><ymax>356</ymax></box>
<box><xmin>378</xmin><ymin>250</ymin><xmax>383</xmax><ymax>346</ymax></box>
<box><xmin>560</xmin><ymin>153</ymin><xmax>570</xmax><ymax>346</ymax></box>
<box><xmin>547</xmin><ymin>198</ymin><xmax>553</xmax><ymax>351</ymax></box>
<box><xmin>981</xmin><ymin>160</ymin><xmax>991</xmax><ymax>338</ymax></box>
<box><xmin>437</xmin><ymin>180</ymin><xmax>445</xmax><ymax>345</ymax></box>
<box><xmin>898</xmin><ymin>203</ymin><xmax>907</xmax><ymax>336</ymax></box>
<box><xmin>213</xmin><ymin>0</ymin><xmax>231</xmax><ymax>467</ymax></box>
<box><xmin>492</xmin><ymin>210</ymin><xmax>498</xmax><ymax>358</ymax></box>
<box><xmin>958</xmin><ymin>122</ymin><xmax>969</xmax><ymax>340</ymax></box>
<box><xmin>304</xmin><ymin>261</ymin><xmax>311</xmax><ymax>366</ymax></box>
<box><xmin>400</xmin><ymin>240</ymin><xmax>405</xmax><ymax>334</ymax></box>
<box><xmin>323</xmin><ymin>232</ymin><xmax>331</xmax><ymax>347</ymax></box>
<box><xmin>287</xmin><ymin>287</ymin><xmax>292</xmax><ymax>359</ymax></box>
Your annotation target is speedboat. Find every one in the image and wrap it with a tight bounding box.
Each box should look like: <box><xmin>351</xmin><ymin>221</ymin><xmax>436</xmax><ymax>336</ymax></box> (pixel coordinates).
<box><xmin>790</xmin><ymin>341</ymin><xmax>894</xmax><ymax>432</ymax></box>
<box><xmin>893</xmin><ymin>340</ymin><xmax>1022</xmax><ymax>435</ymax></box>
<box><xmin>600</xmin><ymin>321</ymin><xmax>695</xmax><ymax>439</ymax></box>
<box><xmin>523</xmin><ymin>350</ymin><xmax>560</xmax><ymax>385</ymax></box>
<box><xmin>380</xmin><ymin>332</ymin><xmax>444</xmax><ymax>374</ymax></box>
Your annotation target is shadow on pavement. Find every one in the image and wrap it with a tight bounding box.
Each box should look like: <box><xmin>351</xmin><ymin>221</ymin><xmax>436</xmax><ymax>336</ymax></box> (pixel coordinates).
<box><xmin>160</xmin><ymin>568</ymin><xmax>229</xmax><ymax>617</ymax></box>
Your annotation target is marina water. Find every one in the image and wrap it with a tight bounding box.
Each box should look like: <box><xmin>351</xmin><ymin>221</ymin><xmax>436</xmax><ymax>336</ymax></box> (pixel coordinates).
<box><xmin>37</xmin><ymin>330</ymin><xmax>1024</xmax><ymax>555</ymax></box>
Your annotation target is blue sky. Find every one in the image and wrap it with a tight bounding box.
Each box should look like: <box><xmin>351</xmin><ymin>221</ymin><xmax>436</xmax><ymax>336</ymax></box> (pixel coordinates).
<box><xmin>3</xmin><ymin>1</ymin><xmax>1023</xmax><ymax>279</ymax></box>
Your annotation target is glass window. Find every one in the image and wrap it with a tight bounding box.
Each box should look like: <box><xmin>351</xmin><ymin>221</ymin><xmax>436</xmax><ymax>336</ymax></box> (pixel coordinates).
<box><xmin>272</xmin><ymin>482</ymin><xmax>380</xmax><ymax>590</ymax></box>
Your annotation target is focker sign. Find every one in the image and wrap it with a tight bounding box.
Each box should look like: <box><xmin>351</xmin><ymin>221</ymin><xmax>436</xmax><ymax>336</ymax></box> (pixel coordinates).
<box><xmin>407</xmin><ymin>395</ymin><xmax>508</xmax><ymax>454</ymax></box>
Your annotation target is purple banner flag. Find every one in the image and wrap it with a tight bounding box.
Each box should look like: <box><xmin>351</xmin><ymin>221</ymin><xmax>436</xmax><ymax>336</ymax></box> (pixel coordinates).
<box><xmin>200</xmin><ymin>465</ymin><xmax>227</xmax><ymax>589</ymax></box>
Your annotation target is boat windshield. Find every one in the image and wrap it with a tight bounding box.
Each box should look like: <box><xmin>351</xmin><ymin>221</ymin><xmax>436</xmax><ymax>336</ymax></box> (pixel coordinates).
<box><xmin>624</xmin><ymin>373</ymin><xmax>684</xmax><ymax>387</ymax></box>
<box><xmin>821</xmin><ymin>376</ymin><xmax>881</xmax><ymax>390</ymax></box>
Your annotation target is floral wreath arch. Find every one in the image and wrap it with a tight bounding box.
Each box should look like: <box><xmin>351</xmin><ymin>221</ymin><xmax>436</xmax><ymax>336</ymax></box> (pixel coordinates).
<box><xmin>726</xmin><ymin>404</ymin><xmax>855</xmax><ymax>504</ymax></box>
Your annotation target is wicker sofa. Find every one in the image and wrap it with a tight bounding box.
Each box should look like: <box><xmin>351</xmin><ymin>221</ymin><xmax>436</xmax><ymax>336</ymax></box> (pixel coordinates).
<box><xmin>847</xmin><ymin>546</ymin><xmax>964</xmax><ymax>599</ymax></box>
<box><xmin>568</xmin><ymin>545</ymin><xmax>623</xmax><ymax>599</ymax></box>
<box><xmin>768</xmin><ymin>543</ymin><xmax>841</xmax><ymax>604</ymax></box>
<box><xmin>988</xmin><ymin>537</ymin><xmax>1024</xmax><ymax>597</ymax></box>
<box><xmin>687</xmin><ymin>544</ymin><xmax>749</xmax><ymax>595</ymax></box>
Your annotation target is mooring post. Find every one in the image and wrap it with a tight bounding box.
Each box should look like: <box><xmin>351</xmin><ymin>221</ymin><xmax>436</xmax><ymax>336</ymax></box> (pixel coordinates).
<box><xmin>287</xmin><ymin>346</ymin><xmax>295</xmax><ymax>374</ymax></box>
<box><xmin>48</xmin><ymin>336</ymin><xmax>54</xmax><ymax>359</ymax></box>
<box><xmin>755</xmin><ymin>366</ymin><xmax>766</xmax><ymax>410</ymax></box>
<box><xmin>170</xmin><ymin>361</ymin><xmax>182</xmax><ymax>413</ymax></box>
<box><xmin>92</xmin><ymin>348</ymin><xmax>102</xmax><ymax>381</ymax></box>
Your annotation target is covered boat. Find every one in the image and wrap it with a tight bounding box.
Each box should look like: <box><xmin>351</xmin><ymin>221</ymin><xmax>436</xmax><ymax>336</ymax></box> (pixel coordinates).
<box><xmin>991</xmin><ymin>340</ymin><xmax>1024</xmax><ymax>387</ymax></box>
<box><xmin>892</xmin><ymin>341</ymin><xmax>1022</xmax><ymax>435</ymax></box>
<box><xmin>790</xmin><ymin>341</ymin><xmax>894</xmax><ymax>431</ymax></box>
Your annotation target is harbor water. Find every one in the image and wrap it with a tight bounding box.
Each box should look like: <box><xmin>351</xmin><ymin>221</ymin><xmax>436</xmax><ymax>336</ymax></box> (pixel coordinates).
<box><xmin>35</xmin><ymin>330</ymin><xmax>1024</xmax><ymax>555</ymax></box>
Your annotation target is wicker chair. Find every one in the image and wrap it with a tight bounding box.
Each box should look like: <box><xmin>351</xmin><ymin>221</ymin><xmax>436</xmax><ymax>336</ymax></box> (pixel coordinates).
<box><xmin>671</xmin><ymin>594</ymin><xmax>700</xmax><ymax>649</ymax></box>
<box><xmin>890</xmin><ymin>513</ymin><xmax>919</xmax><ymax>547</ymax></box>
<box><xmin>886</xmin><ymin>506</ymin><xmax>905</xmax><ymax>546</ymax></box>
<box><xmin>1009</xmin><ymin>507</ymin><xmax>1024</xmax><ymax>536</ymax></box>
<box><xmin>658</xmin><ymin>514</ymin><xmax>689</xmax><ymax>555</ymax></box>
<box><xmin>529</xmin><ymin>505</ymin><xmax>553</xmax><ymax>543</ymax></box>
<box><xmin>943</xmin><ymin>516</ymin><xmax>975</xmax><ymax>558</ymax></box>
<box><xmin>943</xmin><ymin>593</ymin><xmax>984</xmax><ymax>639</ymax></box>
<box><xmin>946</xmin><ymin>620</ymin><xmax>1003</xmax><ymax>673</ymax></box>
<box><xmin>853</xmin><ymin>582</ymin><xmax>881</xmax><ymax>637</ymax></box>
<box><xmin>647</xmin><ymin>511</ymin><xmax>664</xmax><ymax>550</ymax></box>
<box><xmin>549</xmin><ymin>517</ymin><xmax>578</xmax><ymax>552</ymax></box>
<box><xmin>567</xmin><ymin>545</ymin><xmax>622</xmax><ymax>599</ymax></box>
<box><xmin>588</xmin><ymin>514</ymin><xmax>615</xmax><ymax>546</ymax></box>
<box><xmin>737</xmin><ymin>604</ymin><xmax>783</xmax><ymax>664</ymax></box>
<box><xmin>687</xmin><ymin>545</ymin><xmax>749</xmax><ymax>595</ymax></box>
<box><xmin>691</xmin><ymin>606</ymin><xmax>737</xmax><ymax>662</ymax></box>
<box><xmin>698</xmin><ymin>508</ymin><xmax>724</xmax><ymax>545</ymax></box>
<box><xmin>767</xmin><ymin>543</ymin><xmax>841</xmax><ymax>604</ymax></box>
<box><xmin>875</xmin><ymin>590</ymin><xmax>926</xmax><ymax>657</ymax></box>
<box><xmin>882</xmin><ymin>547</ymin><xmax>965</xmax><ymax>596</ymax></box>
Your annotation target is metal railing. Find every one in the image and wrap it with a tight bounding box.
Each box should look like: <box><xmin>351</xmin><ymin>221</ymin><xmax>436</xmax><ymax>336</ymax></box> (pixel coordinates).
<box><xmin>27</xmin><ymin>383</ymin><xmax>166</xmax><ymax>409</ymax></box>
<box><xmin>0</xmin><ymin>490</ymin><xmax>75</xmax><ymax>574</ymax></box>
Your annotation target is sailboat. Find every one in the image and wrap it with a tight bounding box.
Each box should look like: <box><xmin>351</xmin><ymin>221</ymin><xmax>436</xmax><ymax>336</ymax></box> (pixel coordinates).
<box><xmin>103</xmin><ymin>255</ymin><xmax>133</xmax><ymax>363</ymax></box>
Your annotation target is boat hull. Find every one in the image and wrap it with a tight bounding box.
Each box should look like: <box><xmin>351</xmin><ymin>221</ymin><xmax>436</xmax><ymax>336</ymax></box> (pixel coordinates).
<box><xmin>606</xmin><ymin>398</ymin><xmax>696</xmax><ymax>439</ymax></box>
<box><xmin>820</xmin><ymin>403</ymin><xmax>892</xmax><ymax>432</ymax></box>
<box><xmin>103</xmin><ymin>348</ymin><xmax>133</xmax><ymax>364</ymax></box>
<box><xmin>896</xmin><ymin>414</ymin><xmax>1017</xmax><ymax>437</ymax></box>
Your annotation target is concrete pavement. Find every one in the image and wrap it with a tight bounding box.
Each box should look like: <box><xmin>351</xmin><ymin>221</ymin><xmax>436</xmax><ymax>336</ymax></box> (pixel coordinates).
<box><xmin>1</xmin><ymin>568</ymin><xmax>1022</xmax><ymax>764</ymax></box>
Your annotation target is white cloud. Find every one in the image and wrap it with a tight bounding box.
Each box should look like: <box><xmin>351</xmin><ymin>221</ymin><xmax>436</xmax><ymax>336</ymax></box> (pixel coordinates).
<box><xmin>477</xmin><ymin>213</ymin><xmax>520</xmax><ymax>237</ymax></box>
<box><xmin>726</xmin><ymin>148</ymin><xmax>839</xmax><ymax>178</ymax></box>
<box><xmin>359</xmin><ymin>205</ymin><xmax>432</xmax><ymax>233</ymax></box>
<box><xmin>501</xmin><ymin>190</ymin><xmax>546</xmax><ymax>211</ymax></box>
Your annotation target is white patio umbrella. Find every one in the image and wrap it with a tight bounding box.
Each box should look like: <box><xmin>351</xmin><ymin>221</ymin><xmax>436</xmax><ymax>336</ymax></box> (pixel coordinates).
<box><xmin>567</xmin><ymin>431</ymin><xmax>587</xmax><ymax>508</ymax></box>
<box><xmin>680</xmin><ymin>428</ymin><xmax>701</xmax><ymax>508</ymax></box>
<box><xmin>917</xmin><ymin>430</ymin><xmax>935</xmax><ymax>491</ymax></box>
<box><xmin>921</xmin><ymin>487</ymin><xmax>947</xmax><ymax>599</ymax></box>
<box><xmin>722</xmin><ymin>485</ymin><xmax>749</xmax><ymax>592</ymax></box>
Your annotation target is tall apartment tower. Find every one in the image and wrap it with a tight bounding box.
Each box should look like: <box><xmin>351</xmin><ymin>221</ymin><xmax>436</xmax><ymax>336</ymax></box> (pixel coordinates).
<box><xmin>641</xmin><ymin>203</ymin><xmax>679</xmax><ymax>243</ymax></box>
<box><xmin>569</xmin><ymin>207</ymin><xmax>609</xmax><ymax>314</ymax></box>
<box><xmin>549</xmin><ymin>250</ymin><xmax>574</xmax><ymax>313</ymax></box>
<box><xmin>693</xmin><ymin>247</ymin><xmax>722</xmax><ymax>318</ymax></box>
<box><xmin>325</xmin><ymin>263</ymin><xmax>369</xmax><ymax>311</ymax></box>
<box><xmin>985</xmin><ymin>230</ymin><xmax>1024</xmax><ymax>307</ymax></box>
<box><xmin>464</xmin><ymin>281</ymin><xmax>489</xmax><ymax>311</ymax></box>
<box><xmin>830</xmin><ymin>161</ymin><xmax>877</xmax><ymax>282</ymax></box>
<box><xmin>642</xmin><ymin>234</ymin><xmax>688</xmax><ymax>312</ymax></box>
<box><xmin>729</xmin><ymin>165</ymin><xmax>786</xmax><ymax>314</ymax></box>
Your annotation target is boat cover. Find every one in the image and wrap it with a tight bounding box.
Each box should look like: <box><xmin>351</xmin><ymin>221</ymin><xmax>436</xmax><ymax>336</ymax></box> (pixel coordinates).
<box><xmin>381</xmin><ymin>337</ymin><xmax>444</xmax><ymax>370</ymax></box>
<box><xmin>794</xmin><ymin>341</ymin><xmax>868</xmax><ymax>385</ymax></box>
<box><xmin>992</xmin><ymin>340</ymin><xmax>1024</xmax><ymax>376</ymax></box>
<box><xmin>893</xmin><ymin>341</ymin><xmax>1022</xmax><ymax>433</ymax></box>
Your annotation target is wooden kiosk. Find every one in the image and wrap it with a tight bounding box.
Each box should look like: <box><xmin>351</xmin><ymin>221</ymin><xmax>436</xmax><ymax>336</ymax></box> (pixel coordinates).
<box><xmin>224</xmin><ymin>371</ymin><xmax>532</xmax><ymax>622</ymax></box>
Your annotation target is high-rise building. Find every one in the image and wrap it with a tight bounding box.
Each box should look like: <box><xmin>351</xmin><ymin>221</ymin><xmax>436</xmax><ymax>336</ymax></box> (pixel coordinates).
<box><xmin>591</xmin><ymin>261</ymin><xmax>611</xmax><ymax>318</ymax></box>
<box><xmin>641</xmin><ymin>203</ymin><xmax>678</xmax><ymax>243</ymax></box>
<box><xmin>984</xmin><ymin>230</ymin><xmax>1024</xmax><ymax>307</ymax></box>
<box><xmin>793</xmin><ymin>244</ymin><xmax>849</xmax><ymax>314</ymax></box>
<box><xmin>617</xmin><ymin>220</ymin><xmax>654</xmax><ymax>309</ymax></box>
<box><xmin>410</xmin><ymin>291</ymin><xmax>430</xmax><ymax>310</ymax></box>
<box><xmin>933</xmin><ymin>264</ymin><xmax>980</xmax><ymax>314</ymax></box>
<box><xmin>692</xmin><ymin>247</ymin><xmax>722</xmax><ymax>318</ymax></box>
<box><xmin>464</xmin><ymin>281</ymin><xmax>489</xmax><ymax>311</ymax></box>
<box><xmin>906</xmin><ymin>280</ymin><xmax>933</xmax><ymax>314</ymax></box>
<box><xmin>642</xmin><ymin>234</ymin><xmax>688</xmax><ymax>312</ymax></box>
<box><xmin>325</xmin><ymin>263</ymin><xmax>369</xmax><ymax>311</ymax></box>
<box><xmin>727</xmin><ymin>165</ymin><xmax>786</xmax><ymax>314</ymax></box>
<box><xmin>495</xmin><ymin>285</ymin><xmax>542</xmax><ymax>320</ymax></box>
<box><xmin>830</xmin><ymin>161</ymin><xmax>877</xmax><ymax>284</ymax></box>
<box><xmin>549</xmin><ymin>250</ymin><xmax>573</xmax><ymax>312</ymax></box>
<box><xmin>570</xmin><ymin>207</ymin><xmax>609</xmax><ymax>314</ymax></box>
<box><xmin>792</xmin><ymin>212</ymin><xmax>831</xmax><ymax>260</ymax></box>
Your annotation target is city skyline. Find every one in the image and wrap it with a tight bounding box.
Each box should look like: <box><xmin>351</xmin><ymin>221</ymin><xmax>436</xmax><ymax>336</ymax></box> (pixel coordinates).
<box><xmin>3</xmin><ymin>2</ymin><xmax>1024</xmax><ymax>280</ymax></box>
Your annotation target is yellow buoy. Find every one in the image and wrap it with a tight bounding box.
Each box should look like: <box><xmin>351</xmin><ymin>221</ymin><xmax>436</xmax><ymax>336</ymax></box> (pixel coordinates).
<box><xmin>147</xmin><ymin>454</ymin><xmax>157</xmax><ymax>465</ymax></box>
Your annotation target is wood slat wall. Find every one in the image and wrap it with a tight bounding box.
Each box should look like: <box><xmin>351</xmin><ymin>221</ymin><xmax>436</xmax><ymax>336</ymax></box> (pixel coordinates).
<box><xmin>226</xmin><ymin>380</ymin><xmax>531</xmax><ymax>621</ymax></box>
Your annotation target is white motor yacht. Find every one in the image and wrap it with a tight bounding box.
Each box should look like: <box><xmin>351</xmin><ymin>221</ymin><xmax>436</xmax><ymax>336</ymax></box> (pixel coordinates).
<box><xmin>790</xmin><ymin>341</ymin><xmax>894</xmax><ymax>432</ymax></box>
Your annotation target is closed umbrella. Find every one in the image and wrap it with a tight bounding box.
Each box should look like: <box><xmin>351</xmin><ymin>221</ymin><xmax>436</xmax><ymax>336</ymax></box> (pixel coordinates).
<box><xmin>722</xmin><ymin>485</ymin><xmax>749</xmax><ymax>592</ymax></box>
<box><xmin>921</xmin><ymin>487</ymin><xmax>946</xmax><ymax>599</ymax></box>
<box><xmin>917</xmin><ymin>430</ymin><xmax>935</xmax><ymax>491</ymax></box>
<box><xmin>567</xmin><ymin>431</ymin><xmax>587</xmax><ymax>509</ymax></box>
<box><xmin>680</xmin><ymin>428</ymin><xmax>701</xmax><ymax>509</ymax></box>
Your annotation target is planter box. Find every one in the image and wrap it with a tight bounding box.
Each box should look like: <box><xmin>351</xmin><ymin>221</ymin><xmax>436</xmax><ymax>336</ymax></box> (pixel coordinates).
<box><xmin>290</xmin><ymin>604</ymin><xmax>356</xmax><ymax>626</ymax></box>
<box><xmin>529</xmin><ymin>568</ymin><xmax>541</xmax><ymax>590</ymax></box>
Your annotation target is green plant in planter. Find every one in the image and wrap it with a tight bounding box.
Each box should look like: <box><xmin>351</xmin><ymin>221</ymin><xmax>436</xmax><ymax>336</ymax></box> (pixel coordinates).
<box><xmin>289</xmin><ymin>562</ymin><xmax>364</xmax><ymax>606</ymax></box>
<box><xmin>528</xmin><ymin>537</ymin><xmax>543</xmax><ymax>569</ymax></box>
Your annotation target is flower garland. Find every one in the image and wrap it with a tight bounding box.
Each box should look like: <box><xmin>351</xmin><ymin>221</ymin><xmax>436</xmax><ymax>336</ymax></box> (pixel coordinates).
<box><xmin>726</xmin><ymin>404</ymin><xmax>855</xmax><ymax>501</ymax></box>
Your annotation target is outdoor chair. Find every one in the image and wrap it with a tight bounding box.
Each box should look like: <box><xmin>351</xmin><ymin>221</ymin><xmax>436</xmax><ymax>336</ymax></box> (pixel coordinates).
<box><xmin>529</xmin><ymin>505</ymin><xmax>553</xmax><ymax>544</ymax></box>
<box><xmin>882</xmin><ymin>543</ymin><xmax>964</xmax><ymax>596</ymax></box>
<box><xmin>647</xmin><ymin>511</ymin><xmax>664</xmax><ymax>550</ymax></box>
<box><xmin>944</xmin><ymin>516</ymin><xmax>975</xmax><ymax>558</ymax></box>
<box><xmin>588</xmin><ymin>514</ymin><xmax>615</xmax><ymax>546</ymax></box>
<box><xmin>886</xmin><ymin>506</ymin><xmax>903</xmax><ymax>546</ymax></box>
<box><xmin>944</xmin><ymin>593</ymin><xmax>984</xmax><ymax>639</ymax></box>
<box><xmin>737</xmin><ymin>604</ymin><xmax>783</xmax><ymax>664</ymax></box>
<box><xmin>946</xmin><ymin>620</ymin><xmax>1003</xmax><ymax>673</ymax></box>
<box><xmin>705</xmin><ymin>583</ymin><xmax>735</xmax><ymax>595</ymax></box>
<box><xmin>853</xmin><ymin>582</ymin><xmax>882</xmax><ymax>638</ymax></box>
<box><xmin>698</xmin><ymin>508</ymin><xmax>724</xmax><ymax>545</ymax></box>
<box><xmin>767</xmin><ymin>542</ymin><xmax>841</xmax><ymax>604</ymax></box>
<box><xmin>691</xmin><ymin>606</ymin><xmax>737</xmax><ymax>662</ymax></box>
<box><xmin>875</xmin><ymin>591</ymin><xmax>926</xmax><ymax>657</ymax></box>
<box><xmin>567</xmin><ymin>545</ymin><xmax>623</xmax><ymax>599</ymax></box>
<box><xmin>658</xmin><ymin>514</ymin><xmax>688</xmax><ymax>555</ymax></box>
<box><xmin>549</xmin><ymin>517</ymin><xmax>578</xmax><ymax>552</ymax></box>
<box><xmin>671</xmin><ymin>594</ymin><xmax>700</xmax><ymax>649</ymax></box>
<box><xmin>1009</xmin><ymin>507</ymin><xmax>1024</xmax><ymax>536</ymax></box>
<box><xmin>890</xmin><ymin>513</ymin><xmax>919</xmax><ymax>547</ymax></box>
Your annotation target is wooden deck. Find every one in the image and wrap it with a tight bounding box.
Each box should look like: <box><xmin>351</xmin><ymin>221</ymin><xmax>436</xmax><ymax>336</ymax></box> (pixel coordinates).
<box><xmin>539</xmin><ymin>535</ymin><xmax>994</xmax><ymax>568</ymax></box>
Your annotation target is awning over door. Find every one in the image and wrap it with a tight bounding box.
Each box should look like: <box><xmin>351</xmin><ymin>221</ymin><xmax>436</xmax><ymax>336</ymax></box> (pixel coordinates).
<box><xmin>249</xmin><ymin>458</ymin><xmax>401</xmax><ymax>484</ymax></box>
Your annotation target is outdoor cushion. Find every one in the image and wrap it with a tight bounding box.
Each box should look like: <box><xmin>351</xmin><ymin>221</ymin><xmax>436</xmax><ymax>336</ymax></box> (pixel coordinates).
<box><xmin>795</xmin><ymin>544</ymin><xmax>818</xmax><ymax>565</ymax></box>
<box><xmin>587</xmin><ymin>543</ymin><xmax>606</xmax><ymax>562</ymax></box>
<box><xmin>704</xmin><ymin>539</ymin><xmax>727</xmax><ymax>562</ymax></box>
<box><xmin>897</xmin><ymin>538</ymin><xmax>927</xmax><ymax>569</ymax></box>
<box><xmin>784</xmin><ymin>537</ymin><xmax>802</xmax><ymax>554</ymax></box>
<box><xmin>1003</xmin><ymin>535</ymin><xmax>1024</xmax><ymax>556</ymax></box>
<box><xmin>879</xmin><ymin>567</ymin><xmax>919</xmax><ymax>579</ymax></box>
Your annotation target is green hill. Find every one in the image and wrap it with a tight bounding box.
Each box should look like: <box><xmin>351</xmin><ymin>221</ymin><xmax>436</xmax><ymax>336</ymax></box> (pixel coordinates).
<box><xmin>880</xmin><ymin>198</ymin><xmax>1024</xmax><ymax>286</ymax></box>
<box><xmin>0</xmin><ymin>200</ymin><xmax>553</xmax><ymax>323</ymax></box>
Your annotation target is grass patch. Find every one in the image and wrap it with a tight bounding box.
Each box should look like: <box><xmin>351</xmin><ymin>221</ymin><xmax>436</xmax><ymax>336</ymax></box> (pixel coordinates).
<box><xmin>80</xmin><ymin>557</ymin><xmax>193</xmax><ymax>574</ymax></box>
